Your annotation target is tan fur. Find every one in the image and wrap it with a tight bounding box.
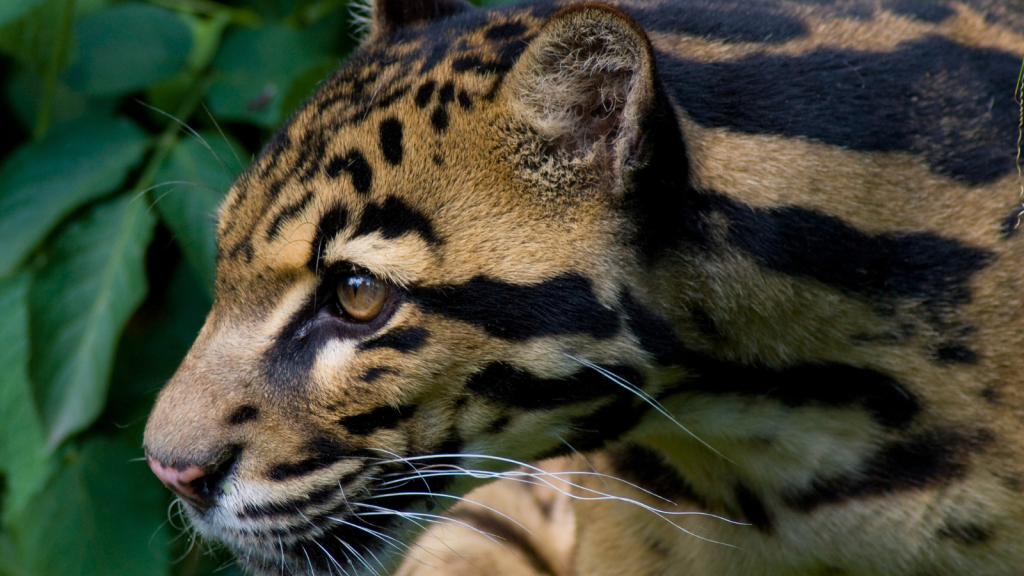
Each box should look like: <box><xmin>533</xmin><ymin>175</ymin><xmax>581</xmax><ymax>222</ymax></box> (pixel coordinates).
<box><xmin>144</xmin><ymin>1</ymin><xmax>1024</xmax><ymax>575</ymax></box>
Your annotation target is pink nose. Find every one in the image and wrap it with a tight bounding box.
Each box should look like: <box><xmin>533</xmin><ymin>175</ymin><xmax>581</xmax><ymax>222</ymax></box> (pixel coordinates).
<box><xmin>147</xmin><ymin>454</ymin><xmax>209</xmax><ymax>509</ymax></box>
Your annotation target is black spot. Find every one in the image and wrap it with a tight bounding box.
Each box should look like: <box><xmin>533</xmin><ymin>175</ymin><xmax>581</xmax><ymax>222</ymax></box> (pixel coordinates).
<box><xmin>430</xmin><ymin>105</ymin><xmax>449</xmax><ymax>132</ymax></box>
<box><xmin>451</xmin><ymin>55</ymin><xmax>514</xmax><ymax>75</ymax></box>
<box><xmin>228</xmin><ymin>405</ymin><xmax>260</xmax><ymax>425</ymax></box>
<box><xmin>325</xmin><ymin>150</ymin><xmax>372</xmax><ymax>194</ymax></box>
<box><xmin>628</xmin><ymin>2</ymin><xmax>808</xmax><ymax>43</ymax></box>
<box><xmin>415</xmin><ymin>80</ymin><xmax>436</xmax><ymax>107</ymax></box>
<box><xmin>1001</xmin><ymin>208</ymin><xmax>1023</xmax><ymax>238</ymax></box>
<box><xmin>981</xmin><ymin>386</ymin><xmax>1000</xmax><ymax>404</ymax></box>
<box><xmin>420</xmin><ymin>42</ymin><xmax>450</xmax><ymax>74</ymax></box>
<box><xmin>785</xmin><ymin>429</ymin><xmax>994</xmax><ymax>511</ymax></box>
<box><xmin>358</xmin><ymin>326</ymin><xmax>429</xmax><ymax>353</ymax></box>
<box><xmin>352</xmin><ymin>196</ymin><xmax>441</xmax><ymax>245</ymax></box>
<box><xmin>485</xmin><ymin>21</ymin><xmax>528</xmax><ymax>41</ymax></box>
<box><xmin>607</xmin><ymin>444</ymin><xmax>706</xmax><ymax>505</ymax></box>
<box><xmin>735</xmin><ymin>484</ymin><xmax>774</xmax><ymax>533</ymax></box>
<box><xmin>457</xmin><ymin>89</ymin><xmax>473</xmax><ymax>109</ymax></box>
<box><xmin>438</xmin><ymin>81</ymin><xmax>455</xmax><ymax>104</ymax></box>
<box><xmin>431</xmin><ymin>152</ymin><xmax>444</xmax><ymax>166</ymax></box>
<box><xmin>339</xmin><ymin>404</ymin><xmax>416</xmax><ymax>435</ymax></box>
<box><xmin>308</xmin><ymin>204</ymin><xmax>349</xmax><ymax>271</ymax></box>
<box><xmin>360</xmin><ymin>367</ymin><xmax>396</xmax><ymax>383</ymax></box>
<box><xmin>267</xmin><ymin>437</ymin><xmax>351</xmax><ymax>481</ymax></box>
<box><xmin>413</xmin><ymin>273</ymin><xmax>621</xmax><ymax>341</ymax></box>
<box><xmin>488</xmin><ymin>415</ymin><xmax>510</xmax><ymax>434</ymax></box>
<box><xmin>230</xmin><ymin>240</ymin><xmax>255</xmax><ymax>263</ymax></box>
<box><xmin>938</xmin><ymin>521</ymin><xmax>993</xmax><ymax>545</ymax></box>
<box><xmin>933</xmin><ymin>344</ymin><xmax>978</xmax><ymax>364</ymax></box>
<box><xmin>657</xmin><ymin>37</ymin><xmax>1020</xmax><ymax>184</ymax></box>
<box><xmin>379</xmin><ymin>118</ymin><xmax>404</xmax><ymax>165</ymax></box>
<box><xmin>266</xmin><ymin>191</ymin><xmax>315</xmax><ymax>240</ymax></box>
<box><xmin>466</xmin><ymin>362</ymin><xmax>639</xmax><ymax>410</ymax></box>
<box><xmin>622</xmin><ymin>291</ymin><xmax>923</xmax><ymax>428</ymax></box>
<box><xmin>690</xmin><ymin>308</ymin><xmax>721</xmax><ymax>340</ymax></box>
<box><xmin>883</xmin><ymin>0</ymin><xmax>955</xmax><ymax>22</ymax></box>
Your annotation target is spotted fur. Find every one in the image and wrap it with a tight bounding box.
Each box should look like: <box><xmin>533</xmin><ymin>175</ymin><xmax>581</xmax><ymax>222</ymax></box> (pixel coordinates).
<box><xmin>144</xmin><ymin>1</ymin><xmax>1024</xmax><ymax>574</ymax></box>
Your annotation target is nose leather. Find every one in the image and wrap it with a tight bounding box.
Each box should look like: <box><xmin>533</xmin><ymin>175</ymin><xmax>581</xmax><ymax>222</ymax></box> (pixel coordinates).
<box><xmin>147</xmin><ymin>454</ymin><xmax>210</xmax><ymax>510</ymax></box>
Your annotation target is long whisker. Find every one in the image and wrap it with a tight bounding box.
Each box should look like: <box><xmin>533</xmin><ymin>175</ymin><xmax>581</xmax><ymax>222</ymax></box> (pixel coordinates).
<box><xmin>565</xmin><ymin>354</ymin><xmax>733</xmax><ymax>463</ymax></box>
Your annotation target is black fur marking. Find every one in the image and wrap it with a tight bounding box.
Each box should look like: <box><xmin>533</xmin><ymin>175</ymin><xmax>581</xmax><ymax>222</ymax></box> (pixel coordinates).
<box><xmin>697</xmin><ymin>193</ymin><xmax>994</xmax><ymax>309</ymax></box>
<box><xmin>934</xmin><ymin>344</ymin><xmax>978</xmax><ymax>364</ymax></box>
<box><xmin>239</xmin><ymin>485</ymin><xmax>338</xmax><ymax>519</ymax></box>
<box><xmin>657</xmin><ymin>37</ymin><xmax>1020</xmax><ymax>184</ymax></box>
<box><xmin>981</xmin><ymin>387</ymin><xmax>1001</xmax><ymax>404</ymax></box>
<box><xmin>230</xmin><ymin>240</ymin><xmax>255</xmax><ymax>263</ymax></box>
<box><xmin>485</xmin><ymin>21</ymin><xmax>528</xmax><ymax>42</ymax></box>
<box><xmin>438</xmin><ymin>81</ymin><xmax>455</xmax><ymax>104</ymax></box>
<box><xmin>358</xmin><ymin>326</ymin><xmax>429</xmax><ymax>353</ymax></box>
<box><xmin>607</xmin><ymin>444</ymin><xmax>707</xmax><ymax>505</ymax></box>
<box><xmin>451</xmin><ymin>55</ymin><xmax>514</xmax><ymax>75</ymax></box>
<box><xmin>413</xmin><ymin>273</ymin><xmax>621</xmax><ymax>340</ymax></box>
<box><xmin>628</xmin><ymin>2</ymin><xmax>808</xmax><ymax>43</ymax></box>
<box><xmin>430</xmin><ymin>105</ymin><xmax>449</xmax><ymax>132</ymax></box>
<box><xmin>938</xmin><ymin>522</ymin><xmax>993</xmax><ymax>546</ymax></box>
<box><xmin>266</xmin><ymin>191</ymin><xmax>315</xmax><ymax>240</ymax></box>
<box><xmin>1001</xmin><ymin>208</ymin><xmax>1023</xmax><ymax>238</ymax></box>
<box><xmin>360</xmin><ymin>367</ymin><xmax>397</xmax><ymax>383</ymax></box>
<box><xmin>325</xmin><ymin>150</ymin><xmax>372</xmax><ymax>194</ymax></box>
<box><xmin>466</xmin><ymin>362</ymin><xmax>639</xmax><ymax>410</ymax></box>
<box><xmin>488</xmin><ymin>415</ymin><xmax>510</xmax><ymax>434</ymax></box>
<box><xmin>228</xmin><ymin>405</ymin><xmax>260</xmax><ymax>425</ymax></box>
<box><xmin>563</xmin><ymin>392</ymin><xmax>647</xmax><ymax>454</ymax></box>
<box><xmin>267</xmin><ymin>437</ymin><xmax>351</xmax><ymax>481</ymax></box>
<box><xmin>883</xmin><ymin>0</ymin><xmax>955</xmax><ymax>23</ymax></box>
<box><xmin>690</xmin><ymin>308</ymin><xmax>721</xmax><ymax>340</ymax></box>
<box><xmin>735</xmin><ymin>484</ymin><xmax>774</xmax><ymax>533</ymax></box>
<box><xmin>352</xmin><ymin>196</ymin><xmax>441</xmax><ymax>245</ymax></box>
<box><xmin>415</xmin><ymin>80</ymin><xmax>436</xmax><ymax>107</ymax></box>
<box><xmin>339</xmin><ymin>404</ymin><xmax>416</xmax><ymax>435</ymax></box>
<box><xmin>308</xmin><ymin>204</ymin><xmax>349</xmax><ymax>271</ymax></box>
<box><xmin>457</xmin><ymin>89</ymin><xmax>473</xmax><ymax>109</ymax></box>
<box><xmin>622</xmin><ymin>291</ymin><xmax>922</xmax><ymax>428</ymax></box>
<box><xmin>785</xmin><ymin>429</ymin><xmax>994</xmax><ymax>511</ymax></box>
<box><xmin>450</xmin><ymin>508</ymin><xmax>560</xmax><ymax>576</ymax></box>
<box><xmin>379</xmin><ymin>118</ymin><xmax>404</xmax><ymax>165</ymax></box>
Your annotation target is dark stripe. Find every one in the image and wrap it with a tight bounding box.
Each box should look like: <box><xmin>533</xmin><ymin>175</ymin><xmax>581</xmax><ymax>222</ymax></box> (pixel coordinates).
<box><xmin>937</xmin><ymin>521</ymin><xmax>993</xmax><ymax>545</ymax></box>
<box><xmin>933</xmin><ymin>343</ymin><xmax>977</xmax><ymax>364</ymax></box>
<box><xmin>448</xmin><ymin>508</ymin><xmax>560</xmax><ymax>576</ymax></box>
<box><xmin>267</xmin><ymin>437</ymin><xmax>352</xmax><ymax>481</ymax></box>
<box><xmin>339</xmin><ymin>404</ymin><xmax>416</xmax><ymax>435</ymax></box>
<box><xmin>1001</xmin><ymin>208</ymin><xmax>1022</xmax><ymax>238</ymax></box>
<box><xmin>622</xmin><ymin>290</ymin><xmax>922</xmax><ymax>428</ymax></box>
<box><xmin>883</xmin><ymin>0</ymin><xmax>955</xmax><ymax>23</ymax></box>
<box><xmin>379</xmin><ymin>117</ymin><xmax>404</xmax><ymax>165</ymax></box>
<box><xmin>607</xmin><ymin>444</ymin><xmax>706</xmax><ymax>505</ymax></box>
<box><xmin>484</xmin><ymin>21</ymin><xmax>528</xmax><ymax>41</ymax></box>
<box><xmin>466</xmin><ymin>361</ymin><xmax>637</xmax><ymax>410</ymax></box>
<box><xmin>657</xmin><ymin>36</ymin><xmax>1019</xmax><ymax>184</ymax></box>
<box><xmin>358</xmin><ymin>326</ymin><xmax>429</xmax><ymax>353</ymax></box>
<box><xmin>627</xmin><ymin>2</ymin><xmax>808</xmax><ymax>43</ymax></box>
<box><xmin>239</xmin><ymin>485</ymin><xmax>338</xmax><ymax>519</ymax></box>
<box><xmin>352</xmin><ymin>196</ymin><xmax>441</xmax><ymax>245</ymax></box>
<box><xmin>360</xmin><ymin>367</ymin><xmax>396</xmax><ymax>383</ymax></box>
<box><xmin>415</xmin><ymin>80</ymin><xmax>436</xmax><ymax>107</ymax></box>
<box><xmin>785</xmin><ymin>428</ymin><xmax>994</xmax><ymax>511</ymax></box>
<box><xmin>325</xmin><ymin>150</ymin><xmax>372</xmax><ymax>194</ymax></box>
<box><xmin>488</xmin><ymin>415</ymin><xmax>510</xmax><ymax>434</ymax></box>
<box><xmin>308</xmin><ymin>204</ymin><xmax>349</xmax><ymax>271</ymax></box>
<box><xmin>227</xmin><ymin>405</ymin><xmax>259</xmax><ymax>425</ymax></box>
<box><xmin>413</xmin><ymin>273</ymin><xmax>620</xmax><ymax>340</ymax></box>
<box><xmin>266</xmin><ymin>191</ymin><xmax>314</xmax><ymax>240</ymax></box>
<box><xmin>735</xmin><ymin>484</ymin><xmax>773</xmax><ymax>533</ymax></box>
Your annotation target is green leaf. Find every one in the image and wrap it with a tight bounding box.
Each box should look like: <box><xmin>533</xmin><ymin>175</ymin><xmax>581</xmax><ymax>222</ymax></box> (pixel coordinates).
<box><xmin>63</xmin><ymin>3</ymin><xmax>193</xmax><ymax>96</ymax></box>
<box><xmin>279</xmin><ymin>61</ymin><xmax>336</xmax><ymax>117</ymax></box>
<box><xmin>208</xmin><ymin>23</ymin><xmax>332</xmax><ymax>126</ymax></box>
<box><xmin>29</xmin><ymin>194</ymin><xmax>157</xmax><ymax>449</ymax></box>
<box><xmin>0</xmin><ymin>0</ymin><xmax>47</xmax><ymax>35</ymax></box>
<box><xmin>154</xmin><ymin>133</ymin><xmax>242</xmax><ymax>295</ymax></box>
<box><xmin>0</xmin><ymin>117</ymin><xmax>149</xmax><ymax>278</ymax></box>
<box><xmin>5</xmin><ymin>66</ymin><xmax>119</xmax><ymax>132</ymax></box>
<box><xmin>0</xmin><ymin>273</ymin><xmax>51</xmax><ymax>520</ymax></box>
<box><xmin>0</xmin><ymin>0</ymin><xmax>71</xmax><ymax>72</ymax></box>
<box><xmin>7</xmin><ymin>436</ymin><xmax>168</xmax><ymax>576</ymax></box>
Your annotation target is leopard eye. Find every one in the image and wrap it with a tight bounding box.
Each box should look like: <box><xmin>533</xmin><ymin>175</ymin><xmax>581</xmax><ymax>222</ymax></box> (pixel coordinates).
<box><xmin>337</xmin><ymin>274</ymin><xmax>389</xmax><ymax>322</ymax></box>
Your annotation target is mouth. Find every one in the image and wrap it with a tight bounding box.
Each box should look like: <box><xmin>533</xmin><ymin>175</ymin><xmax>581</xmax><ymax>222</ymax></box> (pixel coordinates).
<box><xmin>182</xmin><ymin>454</ymin><xmax>466</xmax><ymax>575</ymax></box>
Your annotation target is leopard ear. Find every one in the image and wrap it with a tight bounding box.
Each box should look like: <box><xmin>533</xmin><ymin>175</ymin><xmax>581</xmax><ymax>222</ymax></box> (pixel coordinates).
<box><xmin>368</xmin><ymin>0</ymin><xmax>475</xmax><ymax>40</ymax></box>
<box><xmin>506</xmin><ymin>4</ymin><xmax>660</xmax><ymax>189</ymax></box>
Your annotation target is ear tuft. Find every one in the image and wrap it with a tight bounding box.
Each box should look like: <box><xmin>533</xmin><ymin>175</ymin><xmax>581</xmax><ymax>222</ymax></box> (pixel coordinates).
<box><xmin>369</xmin><ymin>0</ymin><xmax>474</xmax><ymax>40</ymax></box>
<box><xmin>506</xmin><ymin>4</ymin><xmax>658</xmax><ymax>184</ymax></box>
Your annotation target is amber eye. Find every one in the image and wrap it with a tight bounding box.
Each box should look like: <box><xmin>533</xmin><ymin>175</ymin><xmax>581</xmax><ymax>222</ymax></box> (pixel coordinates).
<box><xmin>337</xmin><ymin>274</ymin><xmax>389</xmax><ymax>322</ymax></box>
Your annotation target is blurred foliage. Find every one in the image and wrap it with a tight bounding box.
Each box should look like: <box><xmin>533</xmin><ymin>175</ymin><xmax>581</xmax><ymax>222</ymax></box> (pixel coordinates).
<box><xmin>0</xmin><ymin>0</ymin><xmax>513</xmax><ymax>573</ymax></box>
